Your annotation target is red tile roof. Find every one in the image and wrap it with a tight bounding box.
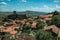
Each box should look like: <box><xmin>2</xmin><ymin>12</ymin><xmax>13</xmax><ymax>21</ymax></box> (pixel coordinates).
<box><xmin>44</xmin><ymin>25</ymin><xmax>60</xmax><ymax>34</ymax></box>
<box><xmin>39</xmin><ymin>14</ymin><xmax>53</xmax><ymax>18</ymax></box>
<box><xmin>10</xmin><ymin>30</ymin><xmax>17</xmax><ymax>35</ymax></box>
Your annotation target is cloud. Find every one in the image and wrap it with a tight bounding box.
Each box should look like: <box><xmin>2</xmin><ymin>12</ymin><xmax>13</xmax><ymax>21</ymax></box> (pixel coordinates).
<box><xmin>28</xmin><ymin>5</ymin><xmax>56</xmax><ymax>12</ymax></box>
<box><xmin>21</xmin><ymin>0</ymin><xmax>27</xmax><ymax>2</ymax></box>
<box><xmin>54</xmin><ymin>0</ymin><xmax>59</xmax><ymax>3</ymax></box>
<box><xmin>23</xmin><ymin>4</ymin><xmax>60</xmax><ymax>12</ymax></box>
<box><xmin>39</xmin><ymin>5</ymin><xmax>56</xmax><ymax>12</ymax></box>
<box><xmin>56</xmin><ymin>5</ymin><xmax>60</xmax><ymax>8</ymax></box>
<box><xmin>0</xmin><ymin>2</ymin><xmax>7</xmax><ymax>5</ymax></box>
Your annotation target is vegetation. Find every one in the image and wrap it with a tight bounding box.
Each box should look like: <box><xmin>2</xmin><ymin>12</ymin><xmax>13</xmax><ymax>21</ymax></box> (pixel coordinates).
<box><xmin>22</xmin><ymin>24</ymin><xmax>32</xmax><ymax>34</ymax></box>
<box><xmin>52</xmin><ymin>14</ymin><xmax>60</xmax><ymax>27</ymax></box>
<box><xmin>36</xmin><ymin>21</ymin><xmax>45</xmax><ymax>29</ymax></box>
<box><xmin>0</xmin><ymin>20</ymin><xmax>4</xmax><ymax>25</ymax></box>
<box><xmin>0</xmin><ymin>11</ymin><xmax>60</xmax><ymax>40</ymax></box>
<box><xmin>35</xmin><ymin>29</ymin><xmax>56</xmax><ymax>40</ymax></box>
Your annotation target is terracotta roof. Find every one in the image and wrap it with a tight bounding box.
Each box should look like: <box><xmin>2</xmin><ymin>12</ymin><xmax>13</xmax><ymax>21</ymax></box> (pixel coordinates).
<box><xmin>32</xmin><ymin>21</ymin><xmax>37</xmax><ymax>28</ymax></box>
<box><xmin>0</xmin><ymin>25</ymin><xmax>4</xmax><ymax>28</ymax></box>
<box><xmin>10</xmin><ymin>30</ymin><xmax>17</xmax><ymax>35</ymax></box>
<box><xmin>39</xmin><ymin>14</ymin><xmax>53</xmax><ymax>18</ymax></box>
<box><xmin>44</xmin><ymin>18</ymin><xmax>52</xmax><ymax>20</ymax></box>
<box><xmin>44</xmin><ymin>25</ymin><xmax>60</xmax><ymax>34</ymax></box>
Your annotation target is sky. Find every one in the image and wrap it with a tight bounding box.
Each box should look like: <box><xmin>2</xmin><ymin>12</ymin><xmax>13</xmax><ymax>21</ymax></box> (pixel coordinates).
<box><xmin>0</xmin><ymin>0</ymin><xmax>60</xmax><ymax>12</ymax></box>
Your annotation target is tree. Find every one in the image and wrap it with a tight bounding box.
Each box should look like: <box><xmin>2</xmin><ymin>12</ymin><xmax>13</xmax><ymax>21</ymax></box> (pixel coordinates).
<box><xmin>22</xmin><ymin>24</ymin><xmax>32</xmax><ymax>34</ymax></box>
<box><xmin>46</xmin><ymin>20</ymin><xmax>52</xmax><ymax>26</ymax></box>
<box><xmin>53</xmin><ymin>11</ymin><xmax>59</xmax><ymax>16</ymax></box>
<box><xmin>0</xmin><ymin>21</ymin><xmax>4</xmax><ymax>25</ymax></box>
<box><xmin>13</xmin><ymin>11</ymin><xmax>17</xmax><ymax>14</ymax></box>
<box><xmin>7</xmin><ymin>11</ymin><xmax>17</xmax><ymax>20</ymax></box>
<box><xmin>52</xmin><ymin>14</ymin><xmax>60</xmax><ymax>27</ymax></box>
<box><xmin>36</xmin><ymin>21</ymin><xmax>45</xmax><ymax>29</ymax></box>
<box><xmin>0</xmin><ymin>32</ymin><xmax>10</xmax><ymax>40</ymax></box>
<box><xmin>35</xmin><ymin>29</ymin><xmax>56</xmax><ymax>40</ymax></box>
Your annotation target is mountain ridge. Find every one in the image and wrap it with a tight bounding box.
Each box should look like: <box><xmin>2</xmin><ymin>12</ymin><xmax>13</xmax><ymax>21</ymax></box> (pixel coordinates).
<box><xmin>0</xmin><ymin>11</ymin><xmax>47</xmax><ymax>17</ymax></box>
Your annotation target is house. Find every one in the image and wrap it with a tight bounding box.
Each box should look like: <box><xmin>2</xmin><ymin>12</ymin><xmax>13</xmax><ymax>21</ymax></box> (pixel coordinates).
<box><xmin>0</xmin><ymin>20</ymin><xmax>19</xmax><ymax>35</ymax></box>
<box><xmin>32</xmin><ymin>21</ymin><xmax>37</xmax><ymax>28</ymax></box>
<box><xmin>39</xmin><ymin>14</ymin><xmax>53</xmax><ymax>21</ymax></box>
<box><xmin>44</xmin><ymin>25</ymin><xmax>60</xmax><ymax>36</ymax></box>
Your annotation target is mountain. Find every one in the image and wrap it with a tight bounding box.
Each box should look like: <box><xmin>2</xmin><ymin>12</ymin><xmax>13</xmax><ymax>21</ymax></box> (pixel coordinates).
<box><xmin>18</xmin><ymin>11</ymin><xmax>47</xmax><ymax>16</ymax></box>
<box><xmin>0</xmin><ymin>11</ymin><xmax>47</xmax><ymax>17</ymax></box>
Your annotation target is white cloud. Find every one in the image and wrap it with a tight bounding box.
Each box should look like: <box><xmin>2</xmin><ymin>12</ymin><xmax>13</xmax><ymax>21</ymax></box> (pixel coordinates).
<box><xmin>56</xmin><ymin>5</ymin><xmax>60</xmax><ymax>8</ymax></box>
<box><xmin>21</xmin><ymin>0</ymin><xmax>27</xmax><ymax>2</ymax></box>
<box><xmin>54</xmin><ymin>0</ymin><xmax>59</xmax><ymax>3</ymax></box>
<box><xmin>28</xmin><ymin>5</ymin><xmax>56</xmax><ymax>12</ymax></box>
<box><xmin>0</xmin><ymin>2</ymin><xmax>7</xmax><ymax>5</ymax></box>
<box><xmin>43</xmin><ymin>5</ymin><xmax>49</xmax><ymax>8</ymax></box>
<box><xmin>40</xmin><ymin>5</ymin><xmax>56</xmax><ymax>12</ymax></box>
<box><xmin>25</xmin><ymin>4</ymin><xmax>60</xmax><ymax>12</ymax></box>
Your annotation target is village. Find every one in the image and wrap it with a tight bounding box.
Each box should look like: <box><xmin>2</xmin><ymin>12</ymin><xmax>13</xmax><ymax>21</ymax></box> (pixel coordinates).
<box><xmin>0</xmin><ymin>11</ymin><xmax>60</xmax><ymax>40</ymax></box>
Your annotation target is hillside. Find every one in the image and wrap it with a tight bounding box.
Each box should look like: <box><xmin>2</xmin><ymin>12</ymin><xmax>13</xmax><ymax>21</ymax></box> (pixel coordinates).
<box><xmin>0</xmin><ymin>11</ymin><xmax>47</xmax><ymax>17</ymax></box>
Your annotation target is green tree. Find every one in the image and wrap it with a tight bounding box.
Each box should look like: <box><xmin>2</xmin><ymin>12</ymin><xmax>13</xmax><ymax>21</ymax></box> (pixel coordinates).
<box><xmin>35</xmin><ymin>29</ymin><xmax>56</xmax><ymax>40</ymax></box>
<box><xmin>0</xmin><ymin>21</ymin><xmax>4</xmax><ymax>25</ymax></box>
<box><xmin>22</xmin><ymin>24</ymin><xmax>32</xmax><ymax>34</ymax></box>
<box><xmin>36</xmin><ymin>21</ymin><xmax>45</xmax><ymax>29</ymax></box>
<box><xmin>13</xmin><ymin>11</ymin><xmax>17</xmax><ymax>14</ymax></box>
<box><xmin>52</xmin><ymin>14</ymin><xmax>60</xmax><ymax>27</ymax></box>
<box><xmin>53</xmin><ymin>11</ymin><xmax>59</xmax><ymax>16</ymax></box>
